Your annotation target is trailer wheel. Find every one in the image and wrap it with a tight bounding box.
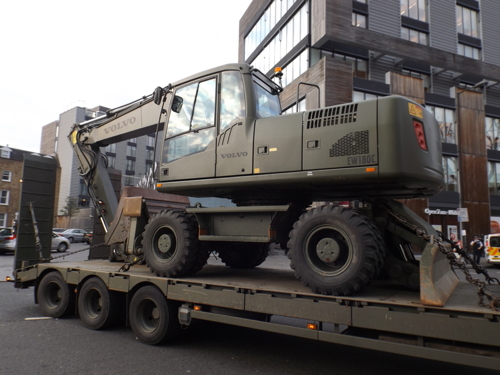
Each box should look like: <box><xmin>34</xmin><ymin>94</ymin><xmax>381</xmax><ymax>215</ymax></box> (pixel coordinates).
<box><xmin>287</xmin><ymin>205</ymin><xmax>383</xmax><ymax>296</ymax></box>
<box><xmin>129</xmin><ymin>285</ymin><xmax>181</xmax><ymax>345</ymax></box>
<box><xmin>217</xmin><ymin>243</ymin><xmax>269</xmax><ymax>269</ymax></box>
<box><xmin>142</xmin><ymin>210</ymin><xmax>201</xmax><ymax>277</ymax></box>
<box><xmin>37</xmin><ymin>271</ymin><xmax>74</xmax><ymax>318</ymax></box>
<box><xmin>78</xmin><ymin>277</ymin><xmax>120</xmax><ymax>330</ymax></box>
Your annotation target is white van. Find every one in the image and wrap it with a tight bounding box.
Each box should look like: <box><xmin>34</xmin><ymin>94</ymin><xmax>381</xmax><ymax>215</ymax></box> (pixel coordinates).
<box><xmin>484</xmin><ymin>234</ymin><xmax>500</xmax><ymax>267</ymax></box>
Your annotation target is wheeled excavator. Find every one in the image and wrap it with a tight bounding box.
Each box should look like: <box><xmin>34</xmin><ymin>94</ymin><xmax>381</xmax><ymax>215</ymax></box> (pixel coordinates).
<box><xmin>70</xmin><ymin>63</ymin><xmax>457</xmax><ymax>305</ymax></box>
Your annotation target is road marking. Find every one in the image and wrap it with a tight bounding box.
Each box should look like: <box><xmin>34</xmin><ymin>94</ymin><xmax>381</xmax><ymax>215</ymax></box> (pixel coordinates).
<box><xmin>25</xmin><ymin>317</ymin><xmax>54</xmax><ymax>321</ymax></box>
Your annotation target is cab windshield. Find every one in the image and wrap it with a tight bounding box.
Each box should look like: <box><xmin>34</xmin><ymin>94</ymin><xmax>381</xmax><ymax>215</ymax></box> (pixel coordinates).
<box><xmin>252</xmin><ymin>71</ymin><xmax>282</xmax><ymax>118</ymax></box>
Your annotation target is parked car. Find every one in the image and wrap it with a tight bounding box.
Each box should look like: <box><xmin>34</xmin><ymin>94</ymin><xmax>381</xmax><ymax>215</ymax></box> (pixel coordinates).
<box><xmin>59</xmin><ymin>228</ymin><xmax>87</xmax><ymax>243</ymax></box>
<box><xmin>51</xmin><ymin>232</ymin><xmax>70</xmax><ymax>252</ymax></box>
<box><xmin>0</xmin><ymin>228</ymin><xmax>16</xmax><ymax>254</ymax></box>
<box><xmin>83</xmin><ymin>231</ymin><xmax>93</xmax><ymax>244</ymax></box>
<box><xmin>52</xmin><ymin>228</ymin><xmax>65</xmax><ymax>233</ymax></box>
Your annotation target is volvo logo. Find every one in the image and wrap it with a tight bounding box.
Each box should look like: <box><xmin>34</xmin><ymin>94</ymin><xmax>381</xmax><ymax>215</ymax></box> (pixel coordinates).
<box><xmin>221</xmin><ymin>152</ymin><xmax>248</xmax><ymax>159</ymax></box>
<box><xmin>103</xmin><ymin>117</ymin><xmax>137</xmax><ymax>134</ymax></box>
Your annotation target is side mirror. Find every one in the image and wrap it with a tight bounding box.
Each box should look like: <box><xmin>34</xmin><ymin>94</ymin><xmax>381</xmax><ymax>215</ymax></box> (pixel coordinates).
<box><xmin>171</xmin><ymin>95</ymin><xmax>183</xmax><ymax>113</ymax></box>
<box><xmin>153</xmin><ymin>87</ymin><xmax>164</xmax><ymax>105</ymax></box>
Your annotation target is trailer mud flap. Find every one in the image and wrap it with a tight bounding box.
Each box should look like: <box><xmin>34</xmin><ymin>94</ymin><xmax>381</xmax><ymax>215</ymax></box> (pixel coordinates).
<box><xmin>420</xmin><ymin>241</ymin><xmax>459</xmax><ymax>307</ymax></box>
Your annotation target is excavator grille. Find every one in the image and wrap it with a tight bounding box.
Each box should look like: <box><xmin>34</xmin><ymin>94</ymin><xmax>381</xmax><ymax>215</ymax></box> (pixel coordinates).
<box><xmin>306</xmin><ymin>103</ymin><xmax>358</xmax><ymax>129</ymax></box>
<box><xmin>330</xmin><ymin>130</ymin><xmax>369</xmax><ymax>157</ymax></box>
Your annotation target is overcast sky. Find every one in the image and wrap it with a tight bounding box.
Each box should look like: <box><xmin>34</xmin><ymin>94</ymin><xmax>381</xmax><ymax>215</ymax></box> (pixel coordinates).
<box><xmin>1</xmin><ymin>0</ymin><xmax>252</xmax><ymax>152</ymax></box>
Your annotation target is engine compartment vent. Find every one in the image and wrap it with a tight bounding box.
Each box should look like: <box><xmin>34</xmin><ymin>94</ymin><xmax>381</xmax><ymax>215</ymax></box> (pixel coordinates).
<box><xmin>306</xmin><ymin>103</ymin><xmax>358</xmax><ymax>129</ymax></box>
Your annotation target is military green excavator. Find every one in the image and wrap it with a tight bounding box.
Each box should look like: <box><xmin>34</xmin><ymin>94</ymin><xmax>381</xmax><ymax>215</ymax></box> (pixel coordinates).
<box><xmin>69</xmin><ymin>63</ymin><xmax>457</xmax><ymax>306</ymax></box>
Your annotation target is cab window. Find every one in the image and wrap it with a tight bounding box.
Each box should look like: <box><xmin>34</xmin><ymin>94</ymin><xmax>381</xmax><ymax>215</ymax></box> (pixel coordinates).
<box><xmin>220</xmin><ymin>71</ymin><xmax>246</xmax><ymax>132</ymax></box>
<box><xmin>164</xmin><ymin>77</ymin><xmax>217</xmax><ymax>163</ymax></box>
<box><xmin>253</xmin><ymin>78</ymin><xmax>281</xmax><ymax>118</ymax></box>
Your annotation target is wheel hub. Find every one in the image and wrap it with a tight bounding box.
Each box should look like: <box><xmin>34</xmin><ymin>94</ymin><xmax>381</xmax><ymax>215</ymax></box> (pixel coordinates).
<box><xmin>157</xmin><ymin>234</ymin><xmax>173</xmax><ymax>254</ymax></box>
<box><xmin>316</xmin><ymin>237</ymin><xmax>340</xmax><ymax>263</ymax></box>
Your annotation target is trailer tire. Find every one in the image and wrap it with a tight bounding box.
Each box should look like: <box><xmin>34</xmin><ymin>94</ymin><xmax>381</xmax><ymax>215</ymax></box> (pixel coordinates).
<box><xmin>129</xmin><ymin>285</ymin><xmax>180</xmax><ymax>345</ymax></box>
<box><xmin>142</xmin><ymin>210</ymin><xmax>201</xmax><ymax>277</ymax></box>
<box><xmin>78</xmin><ymin>277</ymin><xmax>120</xmax><ymax>330</ymax></box>
<box><xmin>287</xmin><ymin>205</ymin><xmax>383</xmax><ymax>296</ymax></box>
<box><xmin>217</xmin><ymin>242</ymin><xmax>269</xmax><ymax>269</ymax></box>
<box><xmin>37</xmin><ymin>271</ymin><xmax>74</xmax><ymax>318</ymax></box>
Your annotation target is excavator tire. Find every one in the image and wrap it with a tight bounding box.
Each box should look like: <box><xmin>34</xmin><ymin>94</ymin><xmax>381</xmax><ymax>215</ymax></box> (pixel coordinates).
<box><xmin>216</xmin><ymin>242</ymin><xmax>270</xmax><ymax>269</ymax></box>
<box><xmin>142</xmin><ymin>210</ymin><xmax>201</xmax><ymax>277</ymax></box>
<box><xmin>287</xmin><ymin>205</ymin><xmax>384</xmax><ymax>296</ymax></box>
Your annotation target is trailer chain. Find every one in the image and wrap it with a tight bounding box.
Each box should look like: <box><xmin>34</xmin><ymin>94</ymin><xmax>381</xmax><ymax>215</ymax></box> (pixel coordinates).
<box><xmin>118</xmin><ymin>256</ymin><xmax>144</xmax><ymax>272</ymax></box>
<box><xmin>43</xmin><ymin>242</ymin><xmax>107</xmax><ymax>262</ymax></box>
<box><xmin>386</xmin><ymin>208</ymin><xmax>500</xmax><ymax>311</ymax></box>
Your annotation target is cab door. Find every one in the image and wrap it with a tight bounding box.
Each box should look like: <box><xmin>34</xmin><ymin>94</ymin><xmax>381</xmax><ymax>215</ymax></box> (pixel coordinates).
<box><xmin>160</xmin><ymin>77</ymin><xmax>217</xmax><ymax>181</ymax></box>
<box><xmin>216</xmin><ymin>70</ymin><xmax>253</xmax><ymax>177</ymax></box>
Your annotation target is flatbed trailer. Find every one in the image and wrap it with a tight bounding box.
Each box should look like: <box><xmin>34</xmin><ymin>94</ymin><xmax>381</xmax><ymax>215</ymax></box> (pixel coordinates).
<box><xmin>14</xmin><ymin>256</ymin><xmax>500</xmax><ymax>371</ymax></box>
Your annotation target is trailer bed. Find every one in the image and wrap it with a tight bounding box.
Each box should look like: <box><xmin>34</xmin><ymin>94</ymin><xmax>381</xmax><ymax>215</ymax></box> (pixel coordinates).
<box><xmin>15</xmin><ymin>256</ymin><xmax>500</xmax><ymax>370</ymax></box>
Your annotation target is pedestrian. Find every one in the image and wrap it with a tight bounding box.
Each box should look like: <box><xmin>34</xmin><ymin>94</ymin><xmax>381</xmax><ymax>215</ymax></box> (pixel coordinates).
<box><xmin>470</xmin><ymin>235</ymin><xmax>484</xmax><ymax>265</ymax></box>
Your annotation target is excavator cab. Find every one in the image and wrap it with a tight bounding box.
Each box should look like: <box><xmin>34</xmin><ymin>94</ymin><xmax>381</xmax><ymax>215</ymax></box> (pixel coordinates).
<box><xmin>157</xmin><ymin>65</ymin><xmax>282</xmax><ymax>186</ymax></box>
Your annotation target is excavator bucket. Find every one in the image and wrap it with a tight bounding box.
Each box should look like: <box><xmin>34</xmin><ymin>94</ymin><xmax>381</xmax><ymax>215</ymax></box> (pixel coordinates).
<box><xmin>420</xmin><ymin>240</ymin><xmax>459</xmax><ymax>306</ymax></box>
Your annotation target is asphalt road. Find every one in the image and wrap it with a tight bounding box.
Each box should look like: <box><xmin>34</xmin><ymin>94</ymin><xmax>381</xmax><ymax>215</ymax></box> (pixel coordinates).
<box><xmin>0</xmin><ymin>245</ymin><xmax>498</xmax><ymax>375</ymax></box>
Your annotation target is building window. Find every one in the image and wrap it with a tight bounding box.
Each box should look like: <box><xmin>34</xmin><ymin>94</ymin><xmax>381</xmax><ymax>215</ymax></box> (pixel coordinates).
<box><xmin>105</xmin><ymin>144</ymin><xmax>116</xmax><ymax>154</ymax></box>
<box><xmin>126</xmin><ymin>159</ymin><xmax>135</xmax><ymax>173</ymax></box>
<box><xmin>426</xmin><ymin>106</ymin><xmax>456</xmax><ymax>144</ymax></box>
<box><xmin>352</xmin><ymin>12</ymin><xmax>367</xmax><ymax>28</ymax></box>
<box><xmin>1</xmin><ymin>148</ymin><xmax>11</xmax><ymax>159</ymax></box>
<box><xmin>400</xmin><ymin>0</ymin><xmax>426</xmax><ymax>22</ymax></box>
<box><xmin>129</xmin><ymin>138</ymin><xmax>137</xmax><ymax>144</ymax></box>
<box><xmin>126</xmin><ymin>144</ymin><xmax>136</xmax><ymax>158</ymax></box>
<box><xmin>280</xmin><ymin>48</ymin><xmax>309</xmax><ymax>87</ymax></box>
<box><xmin>0</xmin><ymin>190</ymin><xmax>9</xmax><ymax>205</ymax></box>
<box><xmin>401</xmin><ymin>27</ymin><xmax>428</xmax><ymax>45</ymax></box>
<box><xmin>488</xmin><ymin>162</ymin><xmax>500</xmax><ymax>195</ymax></box>
<box><xmin>334</xmin><ymin>53</ymin><xmax>368</xmax><ymax>79</ymax></box>
<box><xmin>486</xmin><ymin>117</ymin><xmax>500</xmax><ymax>151</ymax></box>
<box><xmin>2</xmin><ymin>171</ymin><xmax>12</xmax><ymax>182</ymax></box>
<box><xmin>124</xmin><ymin>177</ymin><xmax>135</xmax><ymax>186</ymax></box>
<box><xmin>457</xmin><ymin>43</ymin><xmax>480</xmax><ymax>59</ymax></box>
<box><xmin>249</xmin><ymin>1</ymin><xmax>309</xmax><ymax>76</ymax></box>
<box><xmin>106</xmin><ymin>155</ymin><xmax>116</xmax><ymax>169</ymax></box>
<box><xmin>79</xmin><ymin>180</ymin><xmax>88</xmax><ymax>196</ymax></box>
<box><xmin>283</xmin><ymin>98</ymin><xmax>306</xmax><ymax>114</ymax></box>
<box><xmin>352</xmin><ymin>91</ymin><xmax>380</xmax><ymax>102</ymax></box>
<box><xmin>456</xmin><ymin>5</ymin><xmax>480</xmax><ymax>38</ymax></box>
<box><xmin>146</xmin><ymin>149</ymin><xmax>154</xmax><ymax>161</ymax></box>
<box><xmin>0</xmin><ymin>213</ymin><xmax>6</xmax><ymax>227</ymax></box>
<box><xmin>147</xmin><ymin>135</ymin><xmax>155</xmax><ymax>148</ymax></box>
<box><xmin>443</xmin><ymin>156</ymin><xmax>459</xmax><ymax>192</ymax></box>
<box><xmin>244</xmin><ymin>0</ymin><xmax>299</xmax><ymax>60</ymax></box>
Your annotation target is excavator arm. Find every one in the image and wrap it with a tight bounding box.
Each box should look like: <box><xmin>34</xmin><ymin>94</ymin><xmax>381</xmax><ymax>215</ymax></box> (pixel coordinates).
<box><xmin>68</xmin><ymin>87</ymin><xmax>172</xmax><ymax>232</ymax></box>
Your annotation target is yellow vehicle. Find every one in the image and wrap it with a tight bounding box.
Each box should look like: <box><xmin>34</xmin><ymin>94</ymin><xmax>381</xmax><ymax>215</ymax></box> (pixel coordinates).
<box><xmin>484</xmin><ymin>233</ymin><xmax>500</xmax><ymax>267</ymax></box>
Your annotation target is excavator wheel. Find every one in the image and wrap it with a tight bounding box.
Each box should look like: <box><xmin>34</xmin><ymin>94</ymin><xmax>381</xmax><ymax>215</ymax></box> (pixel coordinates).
<box><xmin>287</xmin><ymin>205</ymin><xmax>384</xmax><ymax>296</ymax></box>
<box><xmin>142</xmin><ymin>210</ymin><xmax>203</xmax><ymax>277</ymax></box>
<box><xmin>216</xmin><ymin>242</ymin><xmax>270</xmax><ymax>269</ymax></box>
